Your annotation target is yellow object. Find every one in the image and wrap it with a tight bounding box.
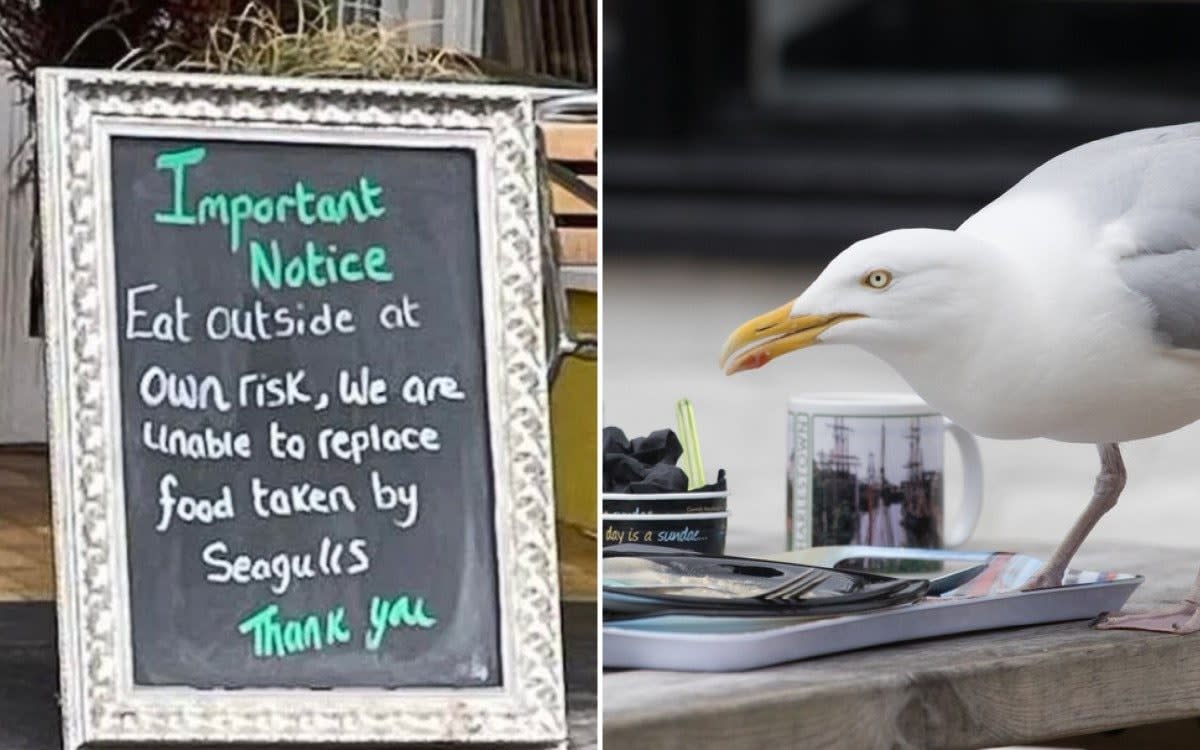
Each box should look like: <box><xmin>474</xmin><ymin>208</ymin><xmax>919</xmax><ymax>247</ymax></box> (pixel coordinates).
<box><xmin>676</xmin><ymin>398</ymin><xmax>704</xmax><ymax>489</ymax></box>
<box><xmin>551</xmin><ymin>288</ymin><xmax>597</xmax><ymax>600</ymax></box>
<box><xmin>541</xmin><ymin>115</ymin><xmax>596</xmax><ymax>600</ymax></box>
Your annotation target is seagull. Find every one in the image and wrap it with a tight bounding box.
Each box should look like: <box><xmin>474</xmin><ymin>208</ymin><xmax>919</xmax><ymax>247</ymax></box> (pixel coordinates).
<box><xmin>720</xmin><ymin>124</ymin><xmax>1200</xmax><ymax>633</ymax></box>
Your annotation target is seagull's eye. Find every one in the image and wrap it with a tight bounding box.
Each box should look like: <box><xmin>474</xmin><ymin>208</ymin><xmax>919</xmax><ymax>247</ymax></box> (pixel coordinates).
<box><xmin>863</xmin><ymin>269</ymin><xmax>893</xmax><ymax>289</ymax></box>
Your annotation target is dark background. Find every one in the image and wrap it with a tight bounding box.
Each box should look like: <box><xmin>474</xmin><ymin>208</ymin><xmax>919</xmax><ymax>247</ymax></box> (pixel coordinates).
<box><xmin>599</xmin><ymin>0</ymin><xmax>1200</xmax><ymax>568</ymax></box>
<box><xmin>110</xmin><ymin>135</ymin><xmax>500</xmax><ymax>689</ymax></box>
<box><xmin>604</xmin><ymin>0</ymin><xmax>1200</xmax><ymax>260</ymax></box>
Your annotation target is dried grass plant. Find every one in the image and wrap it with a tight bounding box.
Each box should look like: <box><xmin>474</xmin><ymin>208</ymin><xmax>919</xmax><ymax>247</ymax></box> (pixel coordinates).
<box><xmin>127</xmin><ymin>1</ymin><xmax>486</xmax><ymax>81</ymax></box>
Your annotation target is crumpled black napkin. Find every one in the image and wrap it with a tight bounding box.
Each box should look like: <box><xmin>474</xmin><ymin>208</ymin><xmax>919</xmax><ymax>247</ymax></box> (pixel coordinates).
<box><xmin>603</xmin><ymin>426</ymin><xmax>728</xmax><ymax>494</ymax></box>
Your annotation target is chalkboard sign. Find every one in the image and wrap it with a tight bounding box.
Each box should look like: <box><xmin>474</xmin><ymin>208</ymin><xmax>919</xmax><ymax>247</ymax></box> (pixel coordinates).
<box><xmin>113</xmin><ymin>134</ymin><xmax>503</xmax><ymax>689</ymax></box>
<box><xmin>38</xmin><ymin>70</ymin><xmax>565</xmax><ymax>747</ymax></box>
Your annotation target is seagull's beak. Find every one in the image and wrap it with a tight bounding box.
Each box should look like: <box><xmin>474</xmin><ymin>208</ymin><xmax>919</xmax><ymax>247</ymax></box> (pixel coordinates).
<box><xmin>720</xmin><ymin>301</ymin><xmax>861</xmax><ymax>375</ymax></box>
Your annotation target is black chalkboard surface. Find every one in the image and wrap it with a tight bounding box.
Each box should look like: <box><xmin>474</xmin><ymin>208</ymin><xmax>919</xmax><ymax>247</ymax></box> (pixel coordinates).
<box><xmin>109</xmin><ymin>135</ymin><xmax>501</xmax><ymax>689</ymax></box>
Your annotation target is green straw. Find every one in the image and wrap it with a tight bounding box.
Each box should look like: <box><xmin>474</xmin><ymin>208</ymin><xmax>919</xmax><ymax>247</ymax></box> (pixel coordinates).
<box><xmin>676</xmin><ymin>398</ymin><xmax>705</xmax><ymax>490</ymax></box>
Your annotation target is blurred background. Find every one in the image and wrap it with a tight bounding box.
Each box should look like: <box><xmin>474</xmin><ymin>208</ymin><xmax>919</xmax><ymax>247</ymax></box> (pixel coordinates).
<box><xmin>602</xmin><ymin>0</ymin><xmax>1200</xmax><ymax>553</ymax></box>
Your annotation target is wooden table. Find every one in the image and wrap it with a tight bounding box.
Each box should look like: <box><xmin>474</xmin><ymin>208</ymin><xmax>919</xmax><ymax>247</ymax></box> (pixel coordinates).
<box><xmin>604</xmin><ymin>541</ymin><xmax>1200</xmax><ymax>750</ymax></box>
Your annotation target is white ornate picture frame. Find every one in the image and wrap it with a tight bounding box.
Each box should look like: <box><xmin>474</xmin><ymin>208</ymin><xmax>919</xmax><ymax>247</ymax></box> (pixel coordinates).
<box><xmin>36</xmin><ymin>68</ymin><xmax>564</xmax><ymax>748</ymax></box>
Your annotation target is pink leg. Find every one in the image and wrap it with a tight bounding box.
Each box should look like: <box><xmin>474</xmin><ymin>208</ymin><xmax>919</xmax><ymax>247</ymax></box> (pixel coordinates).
<box><xmin>1095</xmin><ymin>569</ymin><xmax>1200</xmax><ymax>634</ymax></box>
<box><xmin>1022</xmin><ymin>443</ymin><xmax>1124</xmax><ymax>591</ymax></box>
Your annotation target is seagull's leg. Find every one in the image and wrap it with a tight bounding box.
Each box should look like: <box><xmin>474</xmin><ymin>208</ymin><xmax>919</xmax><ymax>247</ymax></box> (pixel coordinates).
<box><xmin>1094</xmin><ymin>568</ymin><xmax>1200</xmax><ymax>634</ymax></box>
<box><xmin>1021</xmin><ymin>443</ymin><xmax>1125</xmax><ymax>591</ymax></box>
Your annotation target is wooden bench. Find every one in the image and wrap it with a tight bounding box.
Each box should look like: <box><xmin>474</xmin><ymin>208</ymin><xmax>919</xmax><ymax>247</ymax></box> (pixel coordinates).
<box><xmin>543</xmin><ymin>121</ymin><xmax>598</xmax><ymax>269</ymax></box>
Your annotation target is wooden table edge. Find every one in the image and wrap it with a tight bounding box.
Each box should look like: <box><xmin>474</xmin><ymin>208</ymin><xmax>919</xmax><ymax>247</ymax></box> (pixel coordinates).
<box><xmin>603</xmin><ymin>540</ymin><xmax>1200</xmax><ymax>749</ymax></box>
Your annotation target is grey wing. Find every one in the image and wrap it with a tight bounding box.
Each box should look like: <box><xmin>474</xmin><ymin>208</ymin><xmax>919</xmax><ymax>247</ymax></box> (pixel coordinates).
<box><xmin>960</xmin><ymin>123</ymin><xmax>1200</xmax><ymax>351</ymax></box>
<box><xmin>1104</xmin><ymin>139</ymin><xmax>1200</xmax><ymax>351</ymax></box>
<box><xmin>962</xmin><ymin>123</ymin><xmax>1200</xmax><ymax>253</ymax></box>
<box><xmin>1117</xmin><ymin>249</ymin><xmax>1200</xmax><ymax>350</ymax></box>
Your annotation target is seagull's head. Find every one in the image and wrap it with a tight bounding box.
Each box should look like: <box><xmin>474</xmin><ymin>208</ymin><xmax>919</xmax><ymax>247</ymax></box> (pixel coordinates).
<box><xmin>721</xmin><ymin>228</ymin><xmax>1005</xmax><ymax>375</ymax></box>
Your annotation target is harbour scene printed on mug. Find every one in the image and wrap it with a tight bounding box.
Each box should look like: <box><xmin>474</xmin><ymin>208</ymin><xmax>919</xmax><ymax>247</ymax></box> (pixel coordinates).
<box><xmin>788</xmin><ymin>409</ymin><xmax>945</xmax><ymax>550</ymax></box>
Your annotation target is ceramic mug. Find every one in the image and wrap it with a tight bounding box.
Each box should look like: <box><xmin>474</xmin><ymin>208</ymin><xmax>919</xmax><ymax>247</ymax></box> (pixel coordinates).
<box><xmin>786</xmin><ymin>393</ymin><xmax>982</xmax><ymax>550</ymax></box>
